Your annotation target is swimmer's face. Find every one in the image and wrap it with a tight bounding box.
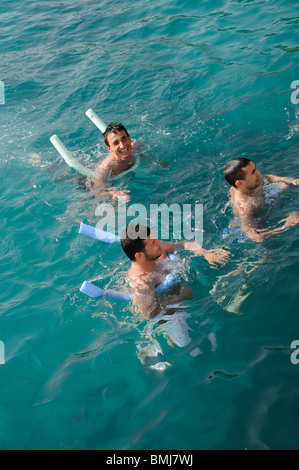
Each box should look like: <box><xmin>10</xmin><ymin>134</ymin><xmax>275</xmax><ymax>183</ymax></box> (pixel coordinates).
<box><xmin>237</xmin><ymin>161</ymin><xmax>261</xmax><ymax>190</ymax></box>
<box><xmin>142</xmin><ymin>234</ymin><xmax>163</xmax><ymax>262</ymax></box>
<box><xmin>106</xmin><ymin>130</ymin><xmax>132</xmax><ymax>160</ymax></box>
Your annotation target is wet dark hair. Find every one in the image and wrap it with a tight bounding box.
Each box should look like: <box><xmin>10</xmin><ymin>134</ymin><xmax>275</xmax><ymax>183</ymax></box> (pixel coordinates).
<box><xmin>121</xmin><ymin>224</ymin><xmax>151</xmax><ymax>261</ymax></box>
<box><xmin>223</xmin><ymin>158</ymin><xmax>252</xmax><ymax>187</ymax></box>
<box><xmin>103</xmin><ymin>122</ymin><xmax>129</xmax><ymax>147</ymax></box>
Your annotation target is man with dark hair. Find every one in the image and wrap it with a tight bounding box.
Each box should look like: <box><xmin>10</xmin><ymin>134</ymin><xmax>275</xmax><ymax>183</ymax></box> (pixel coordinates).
<box><xmin>88</xmin><ymin>122</ymin><xmax>167</xmax><ymax>201</ymax></box>
<box><xmin>223</xmin><ymin>158</ymin><xmax>299</xmax><ymax>242</ymax></box>
<box><xmin>87</xmin><ymin>122</ymin><xmax>136</xmax><ymax>201</ymax></box>
<box><xmin>121</xmin><ymin>224</ymin><xmax>229</xmax><ymax>318</ymax></box>
<box><xmin>121</xmin><ymin>224</ymin><xmax>152</xmax><ymax>261</ymax></box>
<box><xmin>102</xmin><ymin>123</ymin><xmax>130</xmax><ymax>148</ymax></box>
<box><xmin>223</xmin><ymin>157</ymin><xmax>252</xmax><ymax>188</ymax></box>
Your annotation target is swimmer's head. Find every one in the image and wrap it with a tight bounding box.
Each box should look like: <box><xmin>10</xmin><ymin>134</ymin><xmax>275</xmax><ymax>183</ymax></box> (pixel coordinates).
<box><xmin>103</xmin><ymin>123</ymin><xmax>129</xmax><ymax>146</ymax></box>
<box><xmin>121</xmin><ymin>224</ymin><xmax>162</xmax><ymax>262</ymax></box>
<box><xmin>223</xmin><ymin>158</ymin><xmax>252</xmax><ymax>187</ymax></box>
<box><xmin>121</xmin><ymin>224</ymin><xmax>151</xmax><ymax>261</ymax></box>
<box><xmin>103</xmin><ymin>123</ymin><xmax>132</xmax><ymax>160</ymax></box>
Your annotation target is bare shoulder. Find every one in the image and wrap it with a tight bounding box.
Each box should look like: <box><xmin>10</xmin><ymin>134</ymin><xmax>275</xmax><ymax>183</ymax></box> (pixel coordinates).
<box><xmin>229</xmin><ymin>187</ymin><xmax>235</xmax><ymax>202</ymax></box>
<box><xmin>94</xmin><ymin>155</ymin><xmax>119</xmax><ymax>183</ymax></box>
<box><xmin>96</xmin><ymin>154</ymin><xmax>116</xmax><ymax>172</ymax></box>
<box><xmin>233</xmin><ymin>194</ymin><xmax>255</xmax><ymax>218</ymax></box>
<box><xmin>128</xmin><ymin>268</ymin><xmax>152</xmax><ymax>293</ymax></box>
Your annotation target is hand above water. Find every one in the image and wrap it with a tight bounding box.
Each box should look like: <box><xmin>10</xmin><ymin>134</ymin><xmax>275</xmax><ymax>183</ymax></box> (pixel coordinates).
<box><xmin>184</xmin><ymin>241</ymin><xmax>230</xmax><ymax>268</ymax></box>
<box><xmin>284</xmin><ymin>211</ymin><xmax>299</xmax><ymax>227</ymax></box>
<box><xmin>201</xmin><ymin>248</ymin><xmax>230</xmax><ymax>268</ymax></box>
<box><xmin>110</xmin><ymin>188</ymin><xmax>130</xmax><ymax>202</ymax></box>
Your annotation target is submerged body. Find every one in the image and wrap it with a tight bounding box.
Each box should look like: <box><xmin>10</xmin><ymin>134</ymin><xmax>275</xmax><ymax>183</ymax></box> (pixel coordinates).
<box><xmin>86</xmin><ymin>125</ymin><xmax>136</xmax><ymax>201</ymax></box>
<box><xmin>224</xmin><ymin>159</ymin><xmax>299</xmax><ymax>242</ymax></box>
<box><xmin>86</xmin><ymin>123</ymin><xmax>167</xmax><ymax>200</ymax></box>
<box><xmin>121</xmin><ymin>225</ymin><xmax>229</xmax><ymax>318</ymax></box>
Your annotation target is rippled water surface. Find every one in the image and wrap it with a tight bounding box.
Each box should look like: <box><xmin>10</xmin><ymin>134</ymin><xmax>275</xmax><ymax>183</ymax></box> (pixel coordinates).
<box><xmin>0</xmin><ymin>0</ymin><xmax>299</xmax><ymax>450</ymax></box>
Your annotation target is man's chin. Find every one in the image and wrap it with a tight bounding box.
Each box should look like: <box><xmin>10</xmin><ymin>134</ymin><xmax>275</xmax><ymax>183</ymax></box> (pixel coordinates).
<box><xmin>117</xmin><ymin>150</ymin><xmax>131</xmax><ymax>160</ymax></box>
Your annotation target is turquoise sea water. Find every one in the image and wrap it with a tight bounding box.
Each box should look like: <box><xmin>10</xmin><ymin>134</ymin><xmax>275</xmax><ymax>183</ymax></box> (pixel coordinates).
<box><xmin>1</xmin><ymin>0</ymin><xmax>299</xmax><ymax>450</ymax></box>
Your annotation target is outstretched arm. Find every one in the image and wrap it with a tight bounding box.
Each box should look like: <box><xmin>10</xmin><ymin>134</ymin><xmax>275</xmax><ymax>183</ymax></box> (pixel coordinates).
<box><xmin>139</xmin><ymin>153</ymin><xmax>168</xmax><ymax>169</ymax></box>
<box><xmin>238</xmin><ymin>208</ymin><xmax>299</xmax><ymax>243</ymax></box>
<box><xmin>182</xmin><ymin>241</ymin><xmax>230</xmax><ymax>268</ymax></box>
<box><xmin>157</xmin><ymin>240</ymin><xmax>230</xmax><ymax>268</ymax></box>
<box><xmin>240</xmin><ymin>219</ymin><xmax>286</xmax><ymax>243</ymax></box>
<box><xmin>264</xmin><ymin>174</ymin><xmax>299</xmax><ymax>187</ymax></box>
<box><xmin>134</xmin><ymin>142</ymin><xmax>168</xmax><ymax>169</ymax></box>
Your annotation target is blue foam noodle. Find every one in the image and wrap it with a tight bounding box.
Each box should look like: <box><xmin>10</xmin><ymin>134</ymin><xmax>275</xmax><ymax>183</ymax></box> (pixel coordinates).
<box><xmin>79</xmin><ymin>223</ymin><xmax>180</xmax><ymax>301</ymax></box>
<box><xmin>80</xmin><ymin>281</ymin><xmax>105</xmax><ymax>298</ymax></box>
<box><xmin>80</xmin><ymin>281</ymin><xmax>132</xmax><ymax>301</ymax></box>
<box><xmin>79</xmin><ymin>222</ymin><xmax>120</xmax><ymax>243</ymax></box>
<box><xmin>80</xmin><ymin>273</ymin><xmax>178</xmax><ymax>302</ymax></box>
<box><xmin>80</xmin><ymin>272</ymin><xmax>179</xmax><ymax>302</ymax></box>
<box><xmin>105</xmin><ymin>290</ymin><xmax>133</xmax><ymax>302</ymax></box>
<box><xmin>221</xmin><ymin>226</ymin><xmax>248</xmax><ymax>243</ymax></box>
<box><xmin>155</xmin><ymin>273</ymin><xmax>178</xmax><ymax>294</ymax></box>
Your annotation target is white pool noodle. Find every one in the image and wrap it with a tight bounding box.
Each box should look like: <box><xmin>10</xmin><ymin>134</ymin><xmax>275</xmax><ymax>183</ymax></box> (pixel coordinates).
<box><xmin>50</xmin><ymin>134</ymin><xmax>96</xmax><ymax>179</ymax></box>
<box><xmin>86</xmin><ymin>108</ymin><xmax>107</xmax><ymax>133</ymax></box>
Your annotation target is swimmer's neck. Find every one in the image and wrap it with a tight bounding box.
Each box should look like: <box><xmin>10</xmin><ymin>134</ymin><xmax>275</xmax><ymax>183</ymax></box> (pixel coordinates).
<box><xmin>235</xmin><ymin>187</ymin><xmax>255</xmax><ymax>197</ymax></box>
<box><xmin>232</xmin><ymin>184</ymin><xmax>262</xmax><ymax>198</ymax></box>
<box><xmin>131</xmin><ymin>253</ymin><xmax>167</xmax><ymax>274</ymax></box>
<box><xmin>112</xmin><ymin>147</ymin><xmax>136</xmax><ymax>163</ymax></box>
<box><xmin>131</xmin><ymin>259</ymin><xmax>157</xmax><ymax>275</ymax></box>
<box><xmin>113</xmin><ymin>153</ymin><xmax>132</xmax><ymax>162</ymax></box>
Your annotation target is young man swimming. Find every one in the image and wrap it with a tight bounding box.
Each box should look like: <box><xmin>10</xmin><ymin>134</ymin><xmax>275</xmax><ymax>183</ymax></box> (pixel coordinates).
<box><xmin>85</xmin><ymin>122</ymin><xmax>137</xmax><ymax>201</ymax></box>
<box><xmin>223</xmin><ymin>157</ymin><xmax>299</xmax><ymax>242</ymax></box>
<box><xmin>86</xmin><ymin>122</ymin><xmax>167</xmax><ymax>201</ymax></box>
<box><xmin>121</xmin><ymin>224</ymin><xmax>230</xmax><ymax>318</ymax></box>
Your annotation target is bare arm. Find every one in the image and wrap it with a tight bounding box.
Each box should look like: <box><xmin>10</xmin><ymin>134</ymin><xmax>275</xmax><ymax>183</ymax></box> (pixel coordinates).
<box><xmin>133</xmin><ymin>142</ymin><xmax>168</xmax><ymax>168</ymax></box>
<box><xmin>139</xmin><ymin>153</ymin><xmax>168</xmax><ymax>169</ymax></box>
<box><xmin>132</xmin><ymin>284</ymin><xmax>194</xmax><ymax>319</ymax></box>
<box><xmin>238</xmin><ymin>207</ymin><xmax>299</xmax><ymax>242</ymax></box>
<box><xmin>89</xmin><ymin>159</ymin><xmax>110</xmax><ymax>191</ymax></box>
<box><xmin>89</xmin><ymin>158</ymin><xmax>130</xmax><ymax>201</ymax></box>
<box><xmin>264</xmin><ymin>174</ymin><xmax>299</xmax><ymax>186</ymax></box>
<box><xmin>131</xmin><ymin>283</ymin><xmax>157</xmax><ymax>317</ymax></box>
<box><xmin>240</xmin><ymin>218</ymin><xmax>286</xmax><ymax>242</ymax></box>
<box><xmin>157</xmin><ymin>240</ymin><xmax>230</xmax><ymax>268</ymax></box>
